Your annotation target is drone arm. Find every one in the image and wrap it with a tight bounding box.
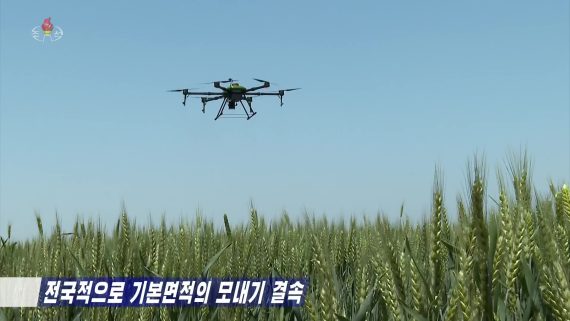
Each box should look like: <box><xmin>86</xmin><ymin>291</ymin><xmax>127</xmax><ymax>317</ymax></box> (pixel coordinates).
<box><xmin>201</xmin><ymin>95</ymin><xmax>224</xmax><ymax>113</ymax></box>
<box><xmin>245</xmin><ymin>82</ymin><xmax>270</xmax><ymax>92</ymax></box>
<box><xmin>245</xmin><ymin>91</ymin><xmax>287</xmax><ymax>106</ymax></box>
<box><xmin>201</xmin><ymin>95</ymin><xmax>225</xmax><ymax>102</ymax></box>
<box><xmin>186</xmin><ymin>92</ymin><xmax>225</xmax><ymax>95</ymax></box>
<box><xmin>244</xmin><ymin>92</ymin><xmax>280</xmax><ymax>96</ymax></box>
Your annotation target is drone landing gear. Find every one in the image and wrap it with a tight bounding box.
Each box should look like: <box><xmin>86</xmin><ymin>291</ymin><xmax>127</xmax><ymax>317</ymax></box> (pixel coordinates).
<box><xmin>214</xmin><ymin>99</ymin><xmax>228</xmax><ymax>120</ymax></box>
<box><xmin>213</xmin><ymin>98</ymin><xmax>257</xmax><ymax>120</ymax></box>
<box><xmin>240</xmin><ymin>100</ymin><xmax>256</xmax><ymax>120</ymax></box>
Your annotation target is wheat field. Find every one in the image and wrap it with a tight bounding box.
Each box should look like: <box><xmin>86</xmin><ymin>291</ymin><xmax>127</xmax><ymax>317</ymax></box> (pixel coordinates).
<box><xmin>1</xmin><ymin>155</ymin><xmax>569</xmax><ymax>321</ymax></box>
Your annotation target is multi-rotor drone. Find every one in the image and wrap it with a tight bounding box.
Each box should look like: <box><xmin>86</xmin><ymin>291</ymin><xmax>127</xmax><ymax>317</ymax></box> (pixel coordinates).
<box><xmin>168</xmin><ymin>78</ymin><xmax>300</xmax><ymax>120</ymax></box>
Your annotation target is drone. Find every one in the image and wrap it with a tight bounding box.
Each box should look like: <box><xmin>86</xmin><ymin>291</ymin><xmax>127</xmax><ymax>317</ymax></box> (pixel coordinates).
<box><xmin>168</xmin><ymin>78</ymin><xmax>300</xmax><ymax>120</ymax></box>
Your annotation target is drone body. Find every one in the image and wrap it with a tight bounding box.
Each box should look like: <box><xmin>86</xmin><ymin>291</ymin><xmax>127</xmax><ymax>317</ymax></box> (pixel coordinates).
<box><xmin>169</xmin><ymin>78</ymin><xmax>299</xmax><ymax>120</ymax></box>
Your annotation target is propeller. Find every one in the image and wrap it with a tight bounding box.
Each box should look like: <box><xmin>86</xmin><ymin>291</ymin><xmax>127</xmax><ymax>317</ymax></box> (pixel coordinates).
<box><xmin>167</xmin><ymin>89</ymin><xmax>188</xmax><ymax>93</ymax></box>
<box><xmin>253</xmin><ymin>78</ymin><xmax>274</xmax><ymax>87</ymax></box>
<box><xmin>201</xmin><ymin>78</ymin><xmax>237</xmax><ymax>85</ymax></box>
<box><xmin>167</xmin><ymin>88</ymin><xmax>198</xmax><ymax>106</ymax></box>
<box><xmin>277</xmin><ymin>88</ymin><xmax>301</xmax><ymax>106</ymax></box>
<box><xmin>167</xmin><ymin>88</ymin><xmax>198</xmax><ymax>93</ymax></box>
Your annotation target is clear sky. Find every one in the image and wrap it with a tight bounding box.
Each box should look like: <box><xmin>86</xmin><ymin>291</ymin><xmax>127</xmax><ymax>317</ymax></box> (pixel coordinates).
<box><xmin>1</xmin><ymin>0</ymin><xmax>569</xmax><ymax>239</ymax></box>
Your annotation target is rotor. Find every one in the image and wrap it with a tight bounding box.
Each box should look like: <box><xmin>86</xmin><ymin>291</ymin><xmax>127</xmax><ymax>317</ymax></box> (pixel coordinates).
<box><xmin>278</xmin><ymin>88</ymin><xmax>301</xmax><ymax>94</ymax></box>
<box><xmin>167</xmin><ymin>88</ymin><xmax>197</xmax><ymax>106</ymax></box>
<box><xmin>277</xmin><ymin>88</ymin><xmax>301</xmax><ymax>106</ymax></box>
<box><xmin>253</xmin><ymin>78</ymin><xmax>273</xmax><ymax>87</ymax></box>
<box><xmin>201</xmin><ymin>78</ymin><xmax>237</xmax><ymax>85</ymax></box>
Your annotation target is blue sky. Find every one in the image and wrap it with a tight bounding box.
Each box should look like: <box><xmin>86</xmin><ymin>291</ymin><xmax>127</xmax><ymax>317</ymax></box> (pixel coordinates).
<box><xmin>1</xmin><ymin>0</ymin><xmax>569</xmax><ymax>239</ymax></box>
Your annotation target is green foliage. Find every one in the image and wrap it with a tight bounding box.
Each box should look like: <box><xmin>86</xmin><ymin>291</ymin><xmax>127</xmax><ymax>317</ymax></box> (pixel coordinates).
<box><xmin>1</xmin><ymin>154</ymin><xmax>569</xmax><ymax>320</ymax></box>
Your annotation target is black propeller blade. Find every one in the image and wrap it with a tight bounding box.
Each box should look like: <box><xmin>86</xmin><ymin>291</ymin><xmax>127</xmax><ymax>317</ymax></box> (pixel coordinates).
<box><xmin>201</xmin><ymin>78</ymin><xmax>237</xmax><ymax>85</ymax></box>
<box><xmin>276</xmin><ymin>88</ymin><xmax>300</xmax><ymax>106</ymax></box>
<box><xmin>167</xmin><ymin>88</ymin><xmax>197</xmax><ymax>93</ymax></box>
<box><xmin>253</xmin><ymin>78</ymin><xmax>275</xmax><ymax>87</ymax></box>
<box><xmin>168</xmin><ymin>88</ymin><xmax>198</xmax><ymax>106</ymax></box>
